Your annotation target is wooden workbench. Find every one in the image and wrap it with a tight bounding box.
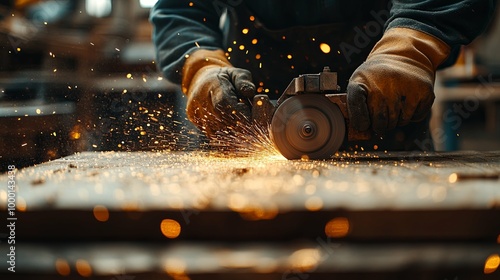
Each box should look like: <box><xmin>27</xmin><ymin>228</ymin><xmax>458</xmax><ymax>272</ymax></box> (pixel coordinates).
<box><xmin>1</xmin><ymin>151</ymin><xmax>500</xmax><ymax>279</ymax></box>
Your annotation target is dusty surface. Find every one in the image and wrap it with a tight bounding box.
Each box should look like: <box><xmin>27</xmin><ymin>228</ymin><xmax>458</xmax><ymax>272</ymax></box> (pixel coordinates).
<box><xmin>2</xmin><ymin>151</ymin><xmax>500</xmax><ymax>212</ymax></box>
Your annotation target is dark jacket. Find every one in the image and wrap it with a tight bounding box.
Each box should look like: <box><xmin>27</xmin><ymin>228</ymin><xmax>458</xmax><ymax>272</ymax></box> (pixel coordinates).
<box><xmin>151</xmin><ymin>0</ymin><xmax>496</xmax><ymax>92</ymax></box>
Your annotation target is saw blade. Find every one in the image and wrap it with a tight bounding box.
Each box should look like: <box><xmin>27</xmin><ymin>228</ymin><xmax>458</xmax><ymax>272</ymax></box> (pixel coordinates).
<box><xmin>270</xmin><ymin>95</ymin><xmax>346</xmax><ymax>160</ymax></box>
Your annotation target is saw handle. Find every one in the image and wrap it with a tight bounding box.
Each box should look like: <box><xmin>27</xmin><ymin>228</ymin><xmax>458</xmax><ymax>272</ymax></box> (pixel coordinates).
<box><xmin>325</xmin><ymin>93</ymin><xmax>372</xmax><ymax>141</ymax></box>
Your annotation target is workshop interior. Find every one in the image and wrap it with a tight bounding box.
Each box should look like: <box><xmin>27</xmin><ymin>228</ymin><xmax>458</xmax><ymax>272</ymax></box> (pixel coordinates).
<box><xmin>0</xmin><ymin>0</ymin><xmax>499</xmax><ymax>168</ymax></box>
<box><xmin>0</xmin><ymin>0</ymin><xmax>202</xmax><ymax>170</ymax></box>
<box><xmin>1</xmin><ymin>0</ymin><xmax>500</xmax><ymax>279</ymax></box>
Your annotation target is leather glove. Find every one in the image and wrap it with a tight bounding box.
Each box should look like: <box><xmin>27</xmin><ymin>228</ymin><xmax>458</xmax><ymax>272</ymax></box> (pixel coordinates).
<box><xmin>347</xmin><ymin>27</ymin><xmax>450</xmax><ymax>134</ymax></box>
<box><xmin>182</xmin><ymin>49</ymin><xmax>256</xmax><ymax>136</ymax></box>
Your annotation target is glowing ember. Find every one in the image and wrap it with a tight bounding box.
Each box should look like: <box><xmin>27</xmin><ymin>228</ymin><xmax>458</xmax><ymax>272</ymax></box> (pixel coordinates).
<box><xmin>320</xmin><ymin>43</ymin><xmax>331</xmax><ymax>54</ymax></box>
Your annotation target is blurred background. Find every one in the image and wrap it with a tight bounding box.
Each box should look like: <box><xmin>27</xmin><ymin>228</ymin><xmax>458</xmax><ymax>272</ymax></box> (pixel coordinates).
<box><xmin>0</xmin><ymin>0</ymin><xmax>197</xmax><ymax>170</ymax></box>
<box><xmin>0</xmin><ymin>0</ymin><xmax>499</xmax><ymax>169</ymax></box>
<box><xmin>0</xmin><ymin>2</ymin><xmax>499</xmax><ymax>279</ymax></box>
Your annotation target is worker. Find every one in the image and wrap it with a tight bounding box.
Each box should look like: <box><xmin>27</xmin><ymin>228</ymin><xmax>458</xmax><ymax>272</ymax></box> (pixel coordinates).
<box><xmin>150</xmin><ymin>0</ymin><xmax>496</xmax><ymax>151</ymax></box>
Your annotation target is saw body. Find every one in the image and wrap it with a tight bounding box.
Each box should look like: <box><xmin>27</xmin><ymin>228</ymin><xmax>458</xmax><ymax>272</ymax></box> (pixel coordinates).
<box><xmin>252</xmin><ymin>67</ymin><xmax>370</xmax><ymax>160</ymax></box>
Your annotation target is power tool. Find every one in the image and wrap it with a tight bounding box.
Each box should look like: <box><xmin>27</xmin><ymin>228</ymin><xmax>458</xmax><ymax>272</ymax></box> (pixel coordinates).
<box><xmin>252</xmin><ymin>67</ymin><xmax>370</xmax><ymax>159</ymax></box>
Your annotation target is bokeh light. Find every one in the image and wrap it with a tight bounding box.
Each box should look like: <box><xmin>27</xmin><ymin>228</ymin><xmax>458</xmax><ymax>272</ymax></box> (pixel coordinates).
<box><xmin>160</xmin><ymin>219</ymin><xmax>181</xmax><ymax>239</ymax></box>
<box><xmin>93</xmin><ymin>205</ymin><xmax>109</xmax><ymax>222</ymax></box>
<box><xmin>55</xmin><ymin>259</ymin><xmax>70</xmax><ymax>276</ymax></box>
<box><xmin>320</xmin><ymin>43</ymin><xmax>331</xmax><ymax>54</ymax></box>
<box><xmin>325</xmin><ymin>217</ymin><xmax>350</xmax><ymax>238</ymax></box>
<box><xmin>288</xmin><ymin>248</ymin><xmax>321</xmax><ymax>271</ymax></box>
<box><xmin>75</xmin><ymin>259</ymin><xmax>92</xmax><ymax>277</ymax></box>
<box><xmin>484</xmin><ymin>254</ymin><xmax>500</xmax><ymax>274</ymax></box>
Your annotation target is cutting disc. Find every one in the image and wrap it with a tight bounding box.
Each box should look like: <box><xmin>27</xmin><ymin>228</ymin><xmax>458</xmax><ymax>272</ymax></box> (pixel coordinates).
<box><xmin>271</xmin><ymin>95</ymin><xmax>345</xmax><ymax>159</ymax></box>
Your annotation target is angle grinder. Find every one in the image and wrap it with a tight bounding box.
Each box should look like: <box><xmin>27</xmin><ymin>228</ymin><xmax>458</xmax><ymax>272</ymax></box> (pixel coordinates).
<box><xmin>252</xmin><ymin>67</ymin><xmax>370</xmax><ymax>159</ymax></box>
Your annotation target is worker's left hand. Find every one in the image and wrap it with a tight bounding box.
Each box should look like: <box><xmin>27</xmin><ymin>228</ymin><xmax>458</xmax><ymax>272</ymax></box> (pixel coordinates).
<box><xmin>181</xmin><ymin>49</ymin><xmax>256</xmax><ymax>137</ymax></box>
<box><xmin>347</xmin><ymin>27</ymin><xmax>450</xmax><ymax>134</ymax></box>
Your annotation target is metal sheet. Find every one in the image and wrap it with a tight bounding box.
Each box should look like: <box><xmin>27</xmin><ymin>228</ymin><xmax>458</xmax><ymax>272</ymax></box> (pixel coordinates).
<box><xmin>3</xmin><ymin>151</ymin><xmax>499</xmax><ymax>212</ymax></box>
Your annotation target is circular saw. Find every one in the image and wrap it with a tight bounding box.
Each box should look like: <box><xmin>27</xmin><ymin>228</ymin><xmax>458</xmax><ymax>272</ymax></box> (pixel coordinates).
<box><xmin>251</xmin><ymin>67</ymin><xmax>371</xmax><ymax>160</ymax></box>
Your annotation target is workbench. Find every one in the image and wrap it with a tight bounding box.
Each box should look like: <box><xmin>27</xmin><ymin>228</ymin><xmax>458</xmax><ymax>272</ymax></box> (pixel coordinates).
<box><xmin>1</xmin><ymin>151</ymin><xmax>500</xmax><ymax>279</ymax></box>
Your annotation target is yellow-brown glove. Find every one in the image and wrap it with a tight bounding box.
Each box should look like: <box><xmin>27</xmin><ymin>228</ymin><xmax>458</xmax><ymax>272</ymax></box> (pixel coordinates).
<box><xmin>347</xmin><ymin>27</ymin><xmax>451</xmax><ymax>134</ymax></box>
<box><xmin>182</xmin><ymin>49</ymin><xmax>256</xmax><ymax>136</ymax></box>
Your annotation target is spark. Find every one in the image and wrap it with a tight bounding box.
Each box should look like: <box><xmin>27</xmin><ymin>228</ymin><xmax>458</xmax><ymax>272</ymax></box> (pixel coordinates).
<box><xmin>320</xmin><ymin>43</ymin><xmax>331</xmax><ymax>54</ymax></box>
<box><xmin>200</xmin><ymin>107</ymin><xmax>282</xmax><ymax>158</ymax></box>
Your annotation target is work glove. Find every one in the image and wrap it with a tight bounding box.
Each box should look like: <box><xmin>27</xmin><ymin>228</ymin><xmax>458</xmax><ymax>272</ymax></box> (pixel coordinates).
<box><xmin>182</xmin><ymin>49</ymin><xmax>256</xmax><ymax>137</ymax></box>
<box><xmin>347</xmin><ymin>27</ymin><xmax>450</xmax><ymax>134</ymax></box>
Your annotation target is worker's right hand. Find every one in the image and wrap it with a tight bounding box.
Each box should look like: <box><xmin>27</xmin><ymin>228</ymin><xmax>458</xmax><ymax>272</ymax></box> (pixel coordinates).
<box><xmin>347</xmin><ymin>27</ymin><xmax>450</xmax><ymax>135</ymax></box>
<box><xmin>182</xmin><ymin>49</ymin><xmax>256</xmax><ymax>137</ymax></box>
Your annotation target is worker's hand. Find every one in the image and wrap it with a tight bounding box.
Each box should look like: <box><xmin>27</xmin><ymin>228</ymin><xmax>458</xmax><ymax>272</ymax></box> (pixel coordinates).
<box><xmin>182</xmin><ymin>49</ymin><xmax>256</xmax><ymax>136</ymax></box>
<box><xmin>347</xmin><ymin>27</ymin><xmax>450</xmax><ymax>134</ymax></box>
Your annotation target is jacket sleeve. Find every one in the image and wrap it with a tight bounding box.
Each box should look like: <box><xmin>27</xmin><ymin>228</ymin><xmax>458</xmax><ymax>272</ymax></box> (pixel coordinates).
<box><xmin>150</xmin><ymin>0</ymin><xmax>224</xmax><ymax>84</ymax></box>
<box><xmin>387</xmin><ymin>0</ymin><xmax>496</xmax><ymax>47</ymax></box>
